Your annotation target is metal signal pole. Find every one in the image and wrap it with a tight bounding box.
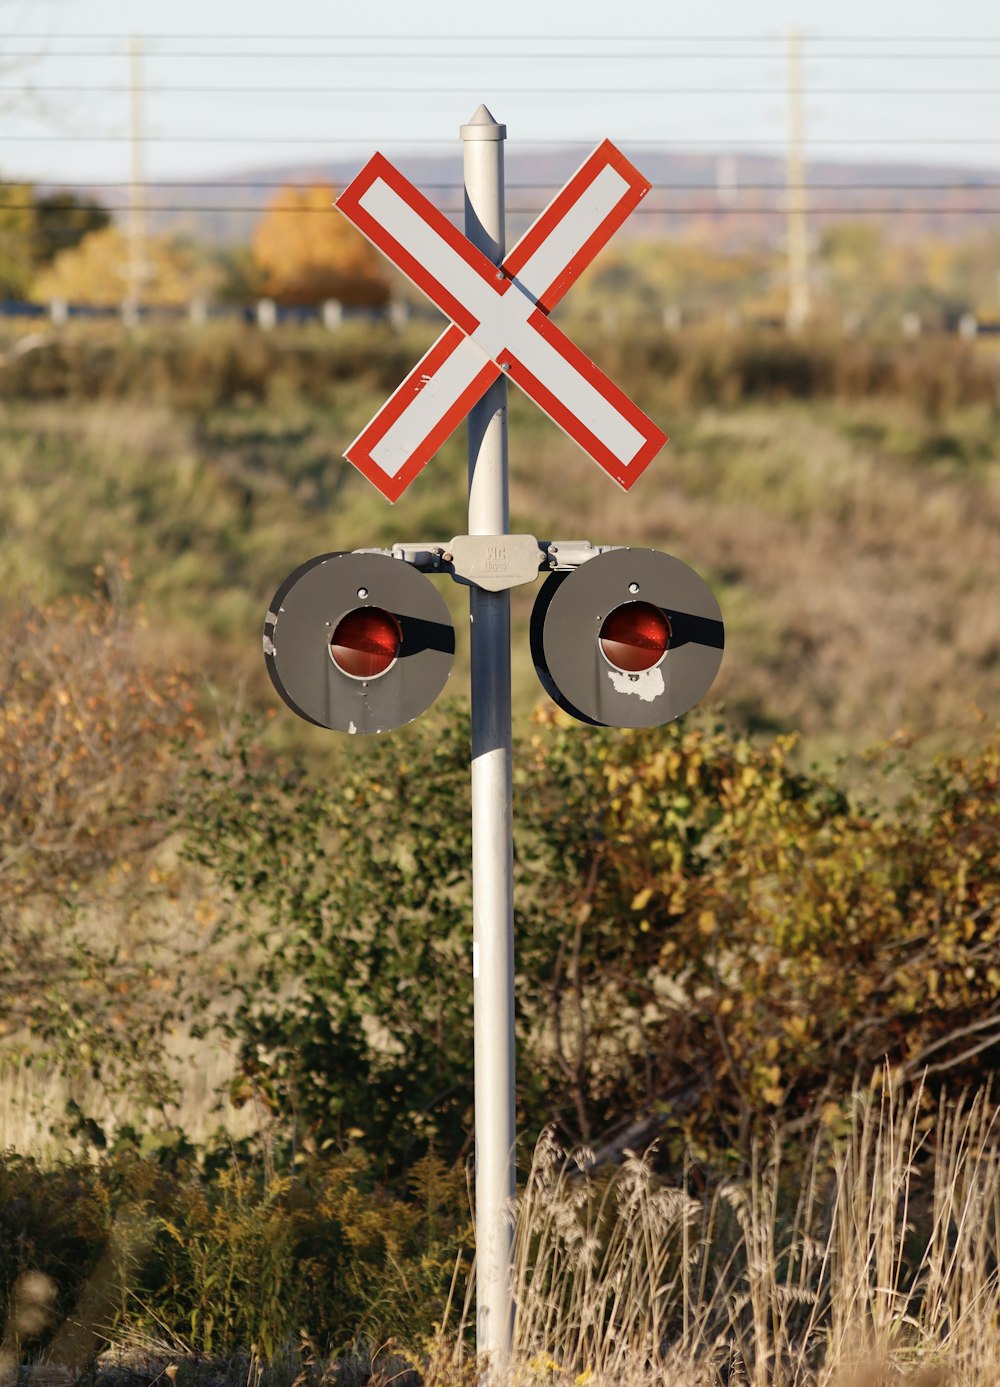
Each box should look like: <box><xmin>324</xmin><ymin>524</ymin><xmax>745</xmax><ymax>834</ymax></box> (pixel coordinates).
<box><xmin>460</xmin><ymin>104</ymin><xmax>515</xmax><ymax>1374</ymax></box>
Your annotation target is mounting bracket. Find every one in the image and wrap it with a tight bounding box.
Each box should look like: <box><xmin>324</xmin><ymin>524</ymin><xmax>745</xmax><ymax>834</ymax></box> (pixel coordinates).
<box><xmin>351</xmin><ymin>536</ymin><xmax>622</xmax><ymax>592</ymax></box>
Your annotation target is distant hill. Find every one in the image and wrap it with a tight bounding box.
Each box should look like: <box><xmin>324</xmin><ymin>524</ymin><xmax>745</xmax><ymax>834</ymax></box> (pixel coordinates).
<box><xmin>63</xmin><ymin>146</ymin><xmax>1000</xmax><ymax>247</ymax></box>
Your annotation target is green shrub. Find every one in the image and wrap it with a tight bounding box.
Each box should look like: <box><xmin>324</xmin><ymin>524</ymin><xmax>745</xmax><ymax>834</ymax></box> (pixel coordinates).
<box><xmin>177</xmin><ymin>709</ymin><xmax>1000</xmax><ymax>1171</ymax></box>
<box><xmin>0</xmin><ymin>1152</ymin><xmax>114</xmax><ymax>1337</ymax></box>
<box><xmin>0</xmin><ymin>1144</ymin><xmax>471</xmax><ymax>1362</ymax></box>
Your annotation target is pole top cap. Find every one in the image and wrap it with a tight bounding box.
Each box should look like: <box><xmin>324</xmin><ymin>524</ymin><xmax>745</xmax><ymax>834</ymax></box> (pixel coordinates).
<box><xmin>460</xmin><ymin>103</ymin><xmax>506</xmax><ymax>141</ymax></box>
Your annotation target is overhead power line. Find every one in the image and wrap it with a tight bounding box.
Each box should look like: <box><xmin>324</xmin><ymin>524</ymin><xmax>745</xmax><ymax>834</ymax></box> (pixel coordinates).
<box><xmin>8</xmin><ymin>136</ymin><xmax>1000</xmax><ymax>145</ymax></box>
<box><xmin>10</xmin><ymin>84</ymin><xmax>1000</xmax><ymax>94</ymax></box>
<box><xmin>5</xmin><ymin>50</ymin><xmax>1000</xmax><ymax>60</ymax></box>
<box><xmin>5</xmin><ymin>49</ymin><xmax>1000</xmax><ymax>58</ymax></box>
<box><xmin>15</xmin><ymin>204</ymin><xmax>1000</xmax><ymax>215</ymax></box>
<box><xmin>4</xmin><ymin>31</ymin><xmax>1000</xmax><ymax>39</ymax></box>
<box><xmin>30</xmin><ymin>181</ymin><xmax>1000</xmax><ymax>191</ymax></box>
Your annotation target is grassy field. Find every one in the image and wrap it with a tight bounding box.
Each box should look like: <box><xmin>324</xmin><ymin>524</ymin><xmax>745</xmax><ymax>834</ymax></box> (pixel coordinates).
<box><xmin>1</xmin><ymin>325</ymin><xmax>998</xmax><ymax>1383</ymax></box>
<box><xmin>1</xmin><ymin>324</ymin><xmax>996</xmax><ymax>775</ymax></box>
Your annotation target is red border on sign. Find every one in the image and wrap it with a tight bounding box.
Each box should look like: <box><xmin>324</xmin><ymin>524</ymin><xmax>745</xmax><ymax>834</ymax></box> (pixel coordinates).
<box><xmin>503</xmin><ymin>140</ymin><xmax>650</xmax><ymax>313</ymax></box>
<box><xmin>337</xmin><ymin>153</ymin><xmax>508</xmax><ymax>337</ymax></box>
<box><xmin>502</xmin><ymin>309</ymin><xmax>667</xmax><ymax>491</ymax></box>
<box><xmin>344</xmin><ymin>325</ymin><xmax>500</xmax><ymax>503</ymax></box>
<box><xmin>336</xmin><ymin>144</ymin><xmax>665</xmax><ymax>501</ymax></box>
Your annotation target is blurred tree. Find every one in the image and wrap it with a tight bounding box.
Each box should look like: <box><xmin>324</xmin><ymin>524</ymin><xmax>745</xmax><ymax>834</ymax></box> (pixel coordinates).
<box><xmin>572</xmin><ymin>239</ymin><xmax>774</xmax><ymax>322</ymax></box>
<box><xmin>251</xmin><ymin>183</ymin><xmax>390</xmax><ymax>307</ymax></box>
<box><xmin>0</xmin><ymin>182</ymin><xmax>111</xmax><ymax>297</ymax></box>
<box><xmin>0</xmin><ymin>181</ymin><xmax>37</xmax><ymax>298</ymax></box>
<box><xmin>818</xmin><ymin>222</ymin><xmax>884</xmax><ymax>272</ymax></box>
<box><xmin>817</xmin><ymin>222</ymin><xmax>886</xmax><ymax>319</ymax></box>
<box><xmin>34</xmin><ymin>225</ymin><xmax>221</xmax><ymax>305</ymax></box>
<box><xmin>33</xmin><ymin>192</ymin><xmax>109</xmax><ymax>267</ymax></box>
<box><xmin>211</xmin><ymin>242</ymin><xmax>265</xmax><ymax>303</ymax></box>
<box><xmin>950</xmin><ymin>231</ymin><xmax>1000</xmax><ymax>312</ymax></box>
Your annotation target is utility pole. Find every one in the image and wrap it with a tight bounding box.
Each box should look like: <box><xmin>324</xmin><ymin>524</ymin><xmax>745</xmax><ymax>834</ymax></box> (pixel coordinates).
<box><xmin>460</xmin><ymin>103</ymin><xmax>516</xmax><ymax>1378</ymax></box>
<box><xmin>126</xmin><ymin>37</ymin><xmax>147</xmax><ymax>319</ymax></box>
<box><xmin>785</xmin><ymin>29</ymin><xmax>810</xmax><ymax>332</ymax></box>
<box><xmin>716</xmin><ymin>154</ymin><xmax>738</xmax><ymax>207</ymax></box>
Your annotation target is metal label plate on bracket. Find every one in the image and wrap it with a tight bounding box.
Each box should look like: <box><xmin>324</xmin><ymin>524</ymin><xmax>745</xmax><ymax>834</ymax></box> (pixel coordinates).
<box><xmin>447</xmin><ymin>533</ymin><xmax>544</xmax><ymax>591</ymax></box>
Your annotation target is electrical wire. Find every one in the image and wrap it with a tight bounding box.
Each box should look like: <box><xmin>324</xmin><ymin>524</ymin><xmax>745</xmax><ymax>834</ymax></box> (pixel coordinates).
<box><xmin>4</xmin><ymin>51</ymin><xmax>1000</xmax><ymax>59</ymax></box>
<box><xmin>4</xmin><ymin>31</ymin><xmax>1000</xmax><ymax>40</ymax></box>
<box><xmin>7</xmin><ymin>137</ymin><xmax>1000</xmax><ymax>145</ymax></box>
<box><xmin>9</xmin><ymin>85</ymin><xmax>1000</xmax><ymax>94</ymax></box>
<box><xmin>4</xmin><ymin>49</ymin><xmax>1000</xmax><ymax>60</ymax></box>
<box><xmin>26</xmin><ymin>181</ymin><xmax>1000</xmax><ymax>191</ymax></box>
<box><xmin>13</xmin><ymin>204</ymin><xmax>1000</xmax><ymax>215</ymax></box>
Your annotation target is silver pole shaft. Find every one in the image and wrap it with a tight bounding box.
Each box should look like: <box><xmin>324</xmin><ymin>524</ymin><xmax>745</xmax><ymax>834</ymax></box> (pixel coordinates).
<box><xmin>460</xmin><ymin>104</ymin><xmax>515</xmax><ymax>1374</ymax></box>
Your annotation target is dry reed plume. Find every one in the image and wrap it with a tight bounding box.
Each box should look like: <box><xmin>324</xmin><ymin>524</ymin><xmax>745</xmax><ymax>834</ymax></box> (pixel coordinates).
<box><xmin>435</xmin><ymin>1078</ymin><xmax>1000</xmax><ymax>1386</ymax></box>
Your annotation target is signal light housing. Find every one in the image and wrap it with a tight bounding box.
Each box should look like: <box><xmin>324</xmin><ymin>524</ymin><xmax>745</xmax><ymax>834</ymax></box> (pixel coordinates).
<box><xmin>264</xmin><ymin>552</ymin><xmax>455</xmax><ymax>734</ymax></box>
<box><xmin>530</xmin><ymin>547</ymin><xmax>723</xmax><ymax>728</ymax></box>
<box><xmin>330</xmin><ymin>607</ymin><xmax>403</xmax><ymax>679</ymax></box>
<box><xmin>599</xmin><ymin>602</ymin><xmax>671</xmax><ymax>673</ymax></box>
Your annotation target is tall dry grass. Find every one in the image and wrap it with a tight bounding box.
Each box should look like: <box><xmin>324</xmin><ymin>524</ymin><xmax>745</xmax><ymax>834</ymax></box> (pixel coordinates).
<box><xmin>10</xmin><ymin>1080</ymin><xmax>994</xmax><ymax>1387</ymax></box>
<box><xmin>438</xmin><ymin>1079</ymin><xmax>1000</xmax><ymax>1386</ymax></box>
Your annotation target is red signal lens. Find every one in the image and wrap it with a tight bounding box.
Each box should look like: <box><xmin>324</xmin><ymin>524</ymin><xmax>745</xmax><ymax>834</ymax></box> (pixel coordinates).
<box><xmin>330</xmin><ymin>607</ymin><xmax>402</xmax><ymax>679</ymax></box>
<box><xmin>599</xmin><ymin>602</ymin><xmax>671</xmax><ymax>673</ymax></box>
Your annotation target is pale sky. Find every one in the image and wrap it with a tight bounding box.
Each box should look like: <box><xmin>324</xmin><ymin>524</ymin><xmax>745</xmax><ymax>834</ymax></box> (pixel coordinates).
<box><xmin>2</xmin><ymin>0</ymin><xmax>999</xmax><ymax>186</ymax></box>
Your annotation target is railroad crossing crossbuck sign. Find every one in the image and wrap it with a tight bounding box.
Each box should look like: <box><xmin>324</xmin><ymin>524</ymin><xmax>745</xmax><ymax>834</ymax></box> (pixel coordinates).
<box><xmin>336</xmin><ymin>140</ymin><xmax>668</xmax><ymax>501</ymax></box>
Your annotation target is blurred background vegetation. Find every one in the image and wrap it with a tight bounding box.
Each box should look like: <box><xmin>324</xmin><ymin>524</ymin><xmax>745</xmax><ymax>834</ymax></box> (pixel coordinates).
<box><xmin>1</xmin><ymin>151</ymin><xmax>999</xmax><ymax>1376</ymax></box>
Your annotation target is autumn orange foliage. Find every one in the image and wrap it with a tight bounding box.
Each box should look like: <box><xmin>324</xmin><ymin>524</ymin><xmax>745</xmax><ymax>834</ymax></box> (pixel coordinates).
<box><xmin>251</xmin><ymin>183</ymin><xmax>390</xmax><ymax>307</ymax></box>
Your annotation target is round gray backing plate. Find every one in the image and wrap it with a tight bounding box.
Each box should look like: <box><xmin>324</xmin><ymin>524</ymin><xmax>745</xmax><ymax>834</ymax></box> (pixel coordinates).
<box><xmin>264</xmin><ymin>552</ymin><xmax>455</xmax><ymax>734</ymax></box>
<box><xmin>533</xmin><ymin>548</ymin><xmax>724</xmax><ymax>729</ymax></box>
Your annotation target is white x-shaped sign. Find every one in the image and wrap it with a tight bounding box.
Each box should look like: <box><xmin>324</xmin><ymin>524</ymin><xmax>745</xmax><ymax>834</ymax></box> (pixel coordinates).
<box><xmin>336</xmin><ymin>140</ymin><xmax>667</xmax><ymax>502</ymax></box>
